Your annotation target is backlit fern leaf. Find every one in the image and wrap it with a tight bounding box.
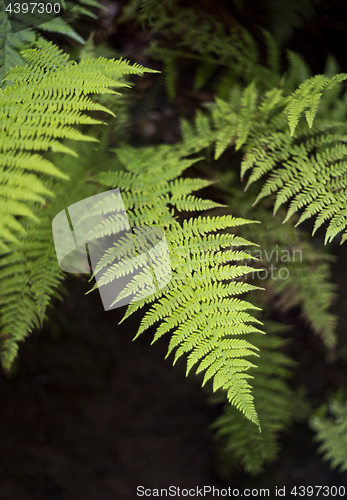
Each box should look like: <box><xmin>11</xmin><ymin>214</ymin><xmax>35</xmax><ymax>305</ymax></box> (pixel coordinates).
<box><xmin>0</xmin><ymin>39</ymin><xmax>155</xmax><ymax>369</ymax></box>
<box><xmin>90</xmin><ymin>143</ymin><xmax>264</xmax><ymax>427</ymax></box>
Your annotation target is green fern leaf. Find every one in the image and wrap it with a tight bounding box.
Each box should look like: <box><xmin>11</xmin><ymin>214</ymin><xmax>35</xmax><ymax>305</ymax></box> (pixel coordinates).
<box><xmin>285</xmin><ymin>74</ymin><xmax>347</xmax><ymax>135</ymax></box>
<box><xmin>0</xmin><ymin>39</ymin><xmax>154</xmax><ymax>249</ymax></box>
<box><xmin>91</xmin><ymin>144</ymin><xmax>264</xmax><ymax>427</ymax></box>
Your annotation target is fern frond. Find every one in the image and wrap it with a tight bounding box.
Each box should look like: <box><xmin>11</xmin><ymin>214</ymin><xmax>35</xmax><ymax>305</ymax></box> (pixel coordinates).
<box><xmin>91</xmin><ymin>144</ymin><xmax>264</xmax><ymax>427</ymax></box>
<box><xmin>285</xmin><ymin>74</ymin><xmax>347</xmax><ymax>135</ymax></box>
<box><xmin>0</xmin><ymin>39</ymin><xmax>154</xmax><ymax>249</ymax></box>
<box><xmin>200</xmin><ymin>71</ymin><xmax>347</xmax><ymax>244</ymax></box>
<box><xmin>0</xmin><ymin>40</ymin><xmax>155</xmax><ymax>368</ymax></box>
<box><xmin>310</xmin><ymin>397</ymin><xmax>347</xmax><ymax>473</ymax></box>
